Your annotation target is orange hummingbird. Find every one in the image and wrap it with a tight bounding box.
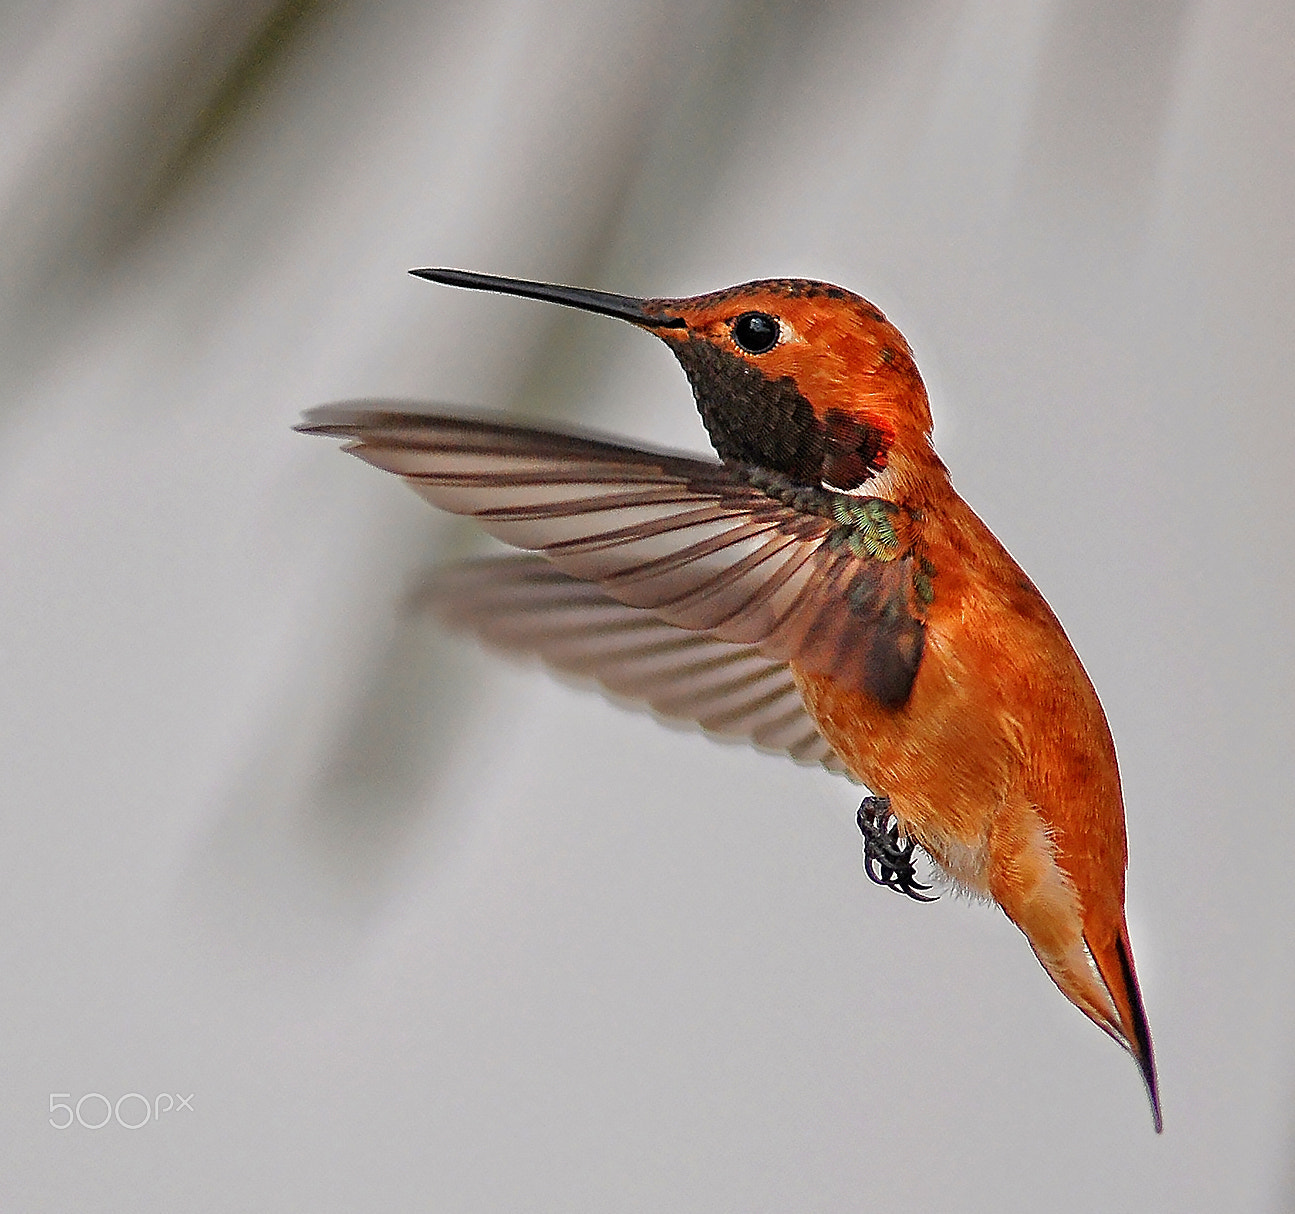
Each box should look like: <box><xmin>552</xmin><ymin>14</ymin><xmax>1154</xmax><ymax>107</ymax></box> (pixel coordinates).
<box><xmin>299</xmin><ymin>267</ymin><xmax>1161</xmax><ymax>1130</ymax></box>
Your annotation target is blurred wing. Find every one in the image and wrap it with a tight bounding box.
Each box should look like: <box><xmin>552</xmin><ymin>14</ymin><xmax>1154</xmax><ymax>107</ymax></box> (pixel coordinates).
<box><xmin>299</xmin><ymin>404</ymin><xmax>926</xmax><ymax>708</ymax></box>
<box><xmin>417</xmin><ymin>556</ymin><xmax>853</xmax><ymax>775</ymax></box>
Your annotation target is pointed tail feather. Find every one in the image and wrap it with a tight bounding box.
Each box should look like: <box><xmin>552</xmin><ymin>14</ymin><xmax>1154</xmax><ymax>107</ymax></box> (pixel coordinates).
<box><xmin>1085</xmin><ymin>925</ymin><xmax>1162</xmax><ymax>1133</ymax></box>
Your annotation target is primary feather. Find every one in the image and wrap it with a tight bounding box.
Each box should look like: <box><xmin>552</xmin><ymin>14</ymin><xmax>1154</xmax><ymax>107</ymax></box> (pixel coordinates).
<box><xmin>414</xmin><ymin>554</ymin><xmax>852</xmax><ymax>773</ymax></box>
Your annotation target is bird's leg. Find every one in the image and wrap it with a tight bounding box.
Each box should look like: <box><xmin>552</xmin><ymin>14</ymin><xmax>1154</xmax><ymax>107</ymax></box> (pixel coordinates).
<box><xmin>857</xmin><ymin>796</ymin><xmax>936</xmax><ymax>902</ymax></box>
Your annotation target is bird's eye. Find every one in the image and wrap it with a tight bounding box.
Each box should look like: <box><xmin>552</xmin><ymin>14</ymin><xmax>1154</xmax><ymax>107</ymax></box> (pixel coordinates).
<box><xmin>731</xmin><ymin>312</ymin><xmax>780</xmax><ymax>354</ymax></box>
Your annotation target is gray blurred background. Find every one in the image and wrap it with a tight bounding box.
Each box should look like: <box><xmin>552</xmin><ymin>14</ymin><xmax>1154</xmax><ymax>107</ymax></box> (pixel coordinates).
<box><xmin>2</xmin><ymin>1</ymin><xmax>1292</xmax><ymax>1209</ymax></box>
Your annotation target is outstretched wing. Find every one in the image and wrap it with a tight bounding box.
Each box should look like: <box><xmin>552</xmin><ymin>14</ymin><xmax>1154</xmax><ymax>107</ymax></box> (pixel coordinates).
<box><xmin>299</xmin><ymin>404</ymin><xmax>927</xmax><ymax>709</ymax></box>
<box><xmin>416</xmin><ymin>555</ymin><xmax>853</xmax><ymax>775</ymax></box>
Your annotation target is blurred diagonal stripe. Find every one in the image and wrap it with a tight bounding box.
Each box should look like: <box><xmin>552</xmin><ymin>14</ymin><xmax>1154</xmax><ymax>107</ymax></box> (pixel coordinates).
<box><xmin>147</xmin><ymin>0</ymin><xmax>333</xmax><ymax>208</ymax></box>
<box><xmin>0</xmin><ymin>0</ymin><xmax>325</xmax><ymax>394</ymax></box>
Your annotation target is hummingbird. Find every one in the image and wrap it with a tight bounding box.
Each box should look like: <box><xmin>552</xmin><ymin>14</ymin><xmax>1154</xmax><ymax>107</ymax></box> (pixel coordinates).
<box><xmin>298</xmin><ymin>267</ymin><xmax>1161</xmax><ymax>1130</ymax></box>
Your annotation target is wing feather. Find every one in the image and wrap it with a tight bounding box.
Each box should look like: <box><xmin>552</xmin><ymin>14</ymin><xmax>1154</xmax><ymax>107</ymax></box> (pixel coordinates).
<box><xmin>416</xmin><ymin>556</ymin><xmax>853</xmax><ymax>775</ymax></box>
<box><xmin>300</xmin><ymin>404</ymin><xmax>926</xmax><ymax>708</ymax></box>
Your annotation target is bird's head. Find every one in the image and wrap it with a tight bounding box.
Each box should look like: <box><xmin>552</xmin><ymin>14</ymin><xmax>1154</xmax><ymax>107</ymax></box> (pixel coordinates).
<box><xmin>412</xmin><ymin>269</ymin><xmax>941</xmax><ymax>495</ymax></box>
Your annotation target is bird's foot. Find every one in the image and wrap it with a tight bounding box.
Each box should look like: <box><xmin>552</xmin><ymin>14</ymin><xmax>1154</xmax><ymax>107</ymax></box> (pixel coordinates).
<box><xmin>857</xmin><ymin>796</ymin><xmax>936</xmax><ymax>902</ymax></box>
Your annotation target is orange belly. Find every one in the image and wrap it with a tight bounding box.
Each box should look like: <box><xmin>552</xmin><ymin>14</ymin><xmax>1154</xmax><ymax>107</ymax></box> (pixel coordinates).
<box><xmin>790</xmin><ymin>620</ymin><xmax>1015</xmax><ymax>895</ymax></box>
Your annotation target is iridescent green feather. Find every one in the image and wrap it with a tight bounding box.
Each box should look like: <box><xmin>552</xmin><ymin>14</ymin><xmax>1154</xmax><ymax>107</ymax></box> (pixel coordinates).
<box><xmin>827</xmin><ymin>496</ymin><xmax>900</xmax><ymax>560</ymax></box>
<box><xmin>739</xmin><ymin>466</ymin><xmax>936</xmax><ymax>596</ymax></box>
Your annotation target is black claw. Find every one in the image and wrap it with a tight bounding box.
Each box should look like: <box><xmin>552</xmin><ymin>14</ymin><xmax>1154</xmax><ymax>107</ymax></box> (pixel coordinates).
<box><xmin>857</xmin><ymin>796</ymin><xmax>936</xmax><ymax>902</ymax></box>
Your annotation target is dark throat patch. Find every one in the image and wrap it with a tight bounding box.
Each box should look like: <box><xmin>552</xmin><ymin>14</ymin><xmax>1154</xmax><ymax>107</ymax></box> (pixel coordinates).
<box><xmin>669</xmin><ymin>339</ymin><xmax>889</xmax><ymax>490</ymax></box>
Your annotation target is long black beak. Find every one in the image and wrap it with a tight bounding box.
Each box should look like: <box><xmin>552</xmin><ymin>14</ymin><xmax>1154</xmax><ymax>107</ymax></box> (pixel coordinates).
<box><xmin>409</xmin><ymin>268</ymin><xmax>686</xmax><ymax>329</ymax></box>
